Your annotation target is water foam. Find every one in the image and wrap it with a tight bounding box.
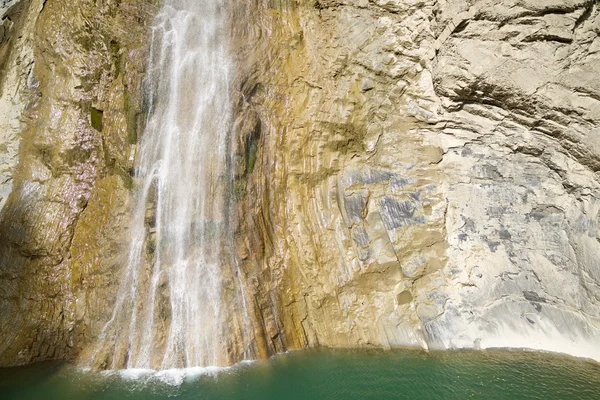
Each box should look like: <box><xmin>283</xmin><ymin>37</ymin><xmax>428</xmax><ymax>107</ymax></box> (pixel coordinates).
<box><xmin>90</xmin><ymin>359</ymin><xmax>258</xmax><ymax>386</ymax></box>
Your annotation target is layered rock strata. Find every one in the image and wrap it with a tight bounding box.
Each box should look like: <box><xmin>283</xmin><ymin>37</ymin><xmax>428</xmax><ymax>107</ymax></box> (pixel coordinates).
<box><xmin>0</xmin><ymin>0</ymin><xmax>155</xmax><ymax>365</ymax></box>
<box><xmin>0</xmin><ymin>0</ymin><xmax>32</xmax><ymax>212</ymax></box>
<box><xmin>232</xmin><ymin>0</ymin><xmax>600</xmax><ymax>360</ymax></box>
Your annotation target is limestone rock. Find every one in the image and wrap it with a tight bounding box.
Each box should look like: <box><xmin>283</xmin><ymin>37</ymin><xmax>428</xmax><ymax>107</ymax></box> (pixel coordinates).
<box><xmin>0</xmin><ymin>0</ymin><xmax>154</xmax><ymax>366</ymax></box>
<box><xmin>0</xmin><ymin>0</ymin><xmax>32</xmax><ymax>212</ymax></box>
<box><xmin>232</xmin><ymin>0</ymin><xmax>600</xmax><ymax>360</ymax></box>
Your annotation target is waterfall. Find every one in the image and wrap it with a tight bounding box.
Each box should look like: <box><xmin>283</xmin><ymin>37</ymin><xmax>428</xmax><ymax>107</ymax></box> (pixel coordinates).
<box><xmin>91</xmin><ymin>0</ymin><xmax>251</xmax><ymax>370</ymax></box>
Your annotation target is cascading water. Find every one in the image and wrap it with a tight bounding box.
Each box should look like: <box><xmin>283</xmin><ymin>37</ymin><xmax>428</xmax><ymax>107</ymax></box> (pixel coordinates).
<box><xmin>90</xmin><ymin>0</ymin><xmax>252</xmax><ymax>370</ymax></box>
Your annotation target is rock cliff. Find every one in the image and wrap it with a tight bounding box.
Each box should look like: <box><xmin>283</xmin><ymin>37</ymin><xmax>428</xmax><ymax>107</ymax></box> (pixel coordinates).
<box><xmin>1</xmin><ymin>0</ymin><xmax>600</xmax><ymax>366</ymax></box>
<box><xmin>0</xmin><ymin>0</ymin><xmax>155</xmax><ymax>365</ymax></box>
<box><xmin>233</xmin><ymin>0</ymin><xmax>600</xmax><ymax>360</ymax></box>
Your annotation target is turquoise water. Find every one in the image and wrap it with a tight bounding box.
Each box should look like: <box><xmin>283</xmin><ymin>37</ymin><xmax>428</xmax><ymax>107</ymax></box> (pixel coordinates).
<box><xmin>1</xmin><ymin>349</ymin><xmax>600</xmax><ymax>399</ymax></box>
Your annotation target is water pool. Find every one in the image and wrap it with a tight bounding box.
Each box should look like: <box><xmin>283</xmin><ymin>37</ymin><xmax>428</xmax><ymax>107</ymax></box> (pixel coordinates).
<box><xmin>1</xmin><ymin>349</ymin><xmax>599</xmax><ymax>399</ymax></box>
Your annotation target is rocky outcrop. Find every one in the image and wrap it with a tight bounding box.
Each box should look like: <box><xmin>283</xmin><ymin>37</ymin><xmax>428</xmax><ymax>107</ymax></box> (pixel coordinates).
<box><xmin>233</xmin><ymin>0</ymin><xmax>600</xmax><ymax>360</ymax></box>
<box><xmin>0</xmin><ymin>0</ymin><xmax>155</xmax><ymax>366</ymax></box>
<box><xmin>0</xmin><ymin>0</ymin><xmax>32</xmax><ymax>212</ymax></box>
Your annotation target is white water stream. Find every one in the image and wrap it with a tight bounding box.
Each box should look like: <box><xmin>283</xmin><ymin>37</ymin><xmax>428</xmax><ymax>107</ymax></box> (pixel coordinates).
<box><xmin>92</xmin><ymin>0</ymin><xmax>249</xmax><ymax>370</ymax></box>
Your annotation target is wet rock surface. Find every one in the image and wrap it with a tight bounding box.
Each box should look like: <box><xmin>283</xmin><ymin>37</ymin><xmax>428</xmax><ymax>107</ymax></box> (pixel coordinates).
<box><xmin>0</xmin><ymin>0</ymin><xmax>155</xmax><ymax>366</ymax></box>
<box><xmin>0</xmin><ymin>0</ymin><xmax>31</xmax><ymax>212</ymax></box>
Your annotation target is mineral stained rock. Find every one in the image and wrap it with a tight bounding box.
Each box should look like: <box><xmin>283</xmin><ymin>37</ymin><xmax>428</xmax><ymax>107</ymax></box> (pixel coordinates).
<box><xmin>232</xmin><ymin>0</ymin><xmax>600</xmax><ymax>360</ymax></box>
<box><xmin>1</xmin><ymin>0</ymin><xmax>600</xmax><ymax>366</ymax></box>
<box><xmin>0</xmin><ymin>0</ymin><xmax>154</xmax><ymax>366</ymax></box>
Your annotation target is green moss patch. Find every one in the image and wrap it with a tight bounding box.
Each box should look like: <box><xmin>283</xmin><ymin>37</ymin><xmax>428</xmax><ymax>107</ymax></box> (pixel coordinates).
<box><xmin>91</xmin><ymin>108</ymin><xmax>104</xmax><ymax>132</ymax></box>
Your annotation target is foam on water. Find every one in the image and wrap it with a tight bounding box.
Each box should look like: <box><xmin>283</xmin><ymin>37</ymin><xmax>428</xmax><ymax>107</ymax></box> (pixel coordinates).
<box><xmin>91</xmin><ymin>360</ymin><xmax>259</xmax><ymax>387</ymax></box>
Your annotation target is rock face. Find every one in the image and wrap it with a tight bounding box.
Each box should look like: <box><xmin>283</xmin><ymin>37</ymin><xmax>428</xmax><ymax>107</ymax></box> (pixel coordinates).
<box><xmin>0</xmin><ymin>0</ymin><xmax>155</xmax><ymax>365</ymax></box>
<box><xmin>1</xmin><ymin>0</ymin><xmax>600</xmax><ymax>367</ymax></box>
<box><xmin>0</xmin><ymin>0</ymin><xmax>32</xmax><ymax>212</ymax></box>
<box><xmin>232</xmin><ymin>0</ymin><xmax>600</xmax><ymax>360</ymax></box>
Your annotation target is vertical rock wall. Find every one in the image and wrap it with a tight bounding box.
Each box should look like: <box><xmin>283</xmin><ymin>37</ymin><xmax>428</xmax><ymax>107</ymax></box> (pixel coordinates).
<box><xmin>232</xmin><ymin>0</ymin><xmax>600</xmax><ymax>360</ymax></box>
<box><xmin>0</xmin><ymin>0</ymin><xmax>33</xmax><ymax>212</ymax></box>
<box><xmin>0</xmin><ymin>0</ymin><xmax>155</xmax><ymax>366</ymax></box>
